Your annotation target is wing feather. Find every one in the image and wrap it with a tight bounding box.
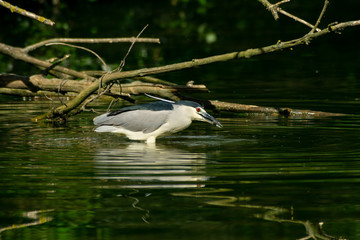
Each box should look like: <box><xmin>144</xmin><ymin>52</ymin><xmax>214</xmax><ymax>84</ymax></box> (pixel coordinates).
<box><xmin>94</xmin><ymin>101</ymin><xmax>173</xmax><ymax>133</ymax></box>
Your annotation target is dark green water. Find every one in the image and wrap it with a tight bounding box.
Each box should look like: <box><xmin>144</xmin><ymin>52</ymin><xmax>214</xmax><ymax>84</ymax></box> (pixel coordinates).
<box><xmin>1</xmin><ymin>97</ymin><xmax>360</xmax><ymax>240</ymax></box>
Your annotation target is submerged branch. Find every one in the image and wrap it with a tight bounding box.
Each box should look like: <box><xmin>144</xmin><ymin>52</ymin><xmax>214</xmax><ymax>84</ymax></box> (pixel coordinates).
<box><xmin>208</xmin><ymin>100</ymin><xmax>344</xmax><ymax>117</ymax></box>
<box><xmin>179</xmin><ymin>97</ymin><xmax>344</xmax><ymax>117</ymax></box>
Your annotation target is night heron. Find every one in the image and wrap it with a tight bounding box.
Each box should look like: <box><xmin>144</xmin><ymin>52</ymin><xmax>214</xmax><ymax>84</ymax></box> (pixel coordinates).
<box><xmin>93</xmin><ymin>98</ymin><xmax>222</xmax><ymax>143</ymax></box>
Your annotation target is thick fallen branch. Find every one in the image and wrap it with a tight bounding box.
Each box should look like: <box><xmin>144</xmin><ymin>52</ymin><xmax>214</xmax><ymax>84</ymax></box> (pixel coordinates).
<box><xmin>207</xmin><ymin>100</ymin><xmax>344</xmax><ymax>117</ymax></box>
<box><xmin>0</xmin><ymin>74</ymin><xmax>208</xmax><ymax>100</ymax></box>
<box><xmin>0</xmin><ymin>88</ymin><xmax>61</xmax><ymax>97</ymax></box>
<box><xmin>173</xmin><ymin>96</ymin><xmax>343</xmax><ymax>117</ymax></box>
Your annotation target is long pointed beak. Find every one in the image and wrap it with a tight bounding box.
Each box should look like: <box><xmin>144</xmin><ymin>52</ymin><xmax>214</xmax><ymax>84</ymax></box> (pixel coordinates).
<box><xmin>199</xmin><ymin>112</ymin><xmax>223</xmax><ymax>128</ymax></box>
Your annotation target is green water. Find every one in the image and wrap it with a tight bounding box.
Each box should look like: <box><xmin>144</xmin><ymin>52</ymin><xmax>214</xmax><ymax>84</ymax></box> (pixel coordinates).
<box><xmin>1</xmin><ymin>98</ymin><xmax>360</xmax><ymax>240</ymax></box>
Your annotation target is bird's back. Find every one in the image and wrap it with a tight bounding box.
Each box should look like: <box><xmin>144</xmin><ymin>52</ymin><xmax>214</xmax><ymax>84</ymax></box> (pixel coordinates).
<box><xmin>93</xmin><ymin>101</ymin><xmax>174</xmax><ymax>134</ymax></box>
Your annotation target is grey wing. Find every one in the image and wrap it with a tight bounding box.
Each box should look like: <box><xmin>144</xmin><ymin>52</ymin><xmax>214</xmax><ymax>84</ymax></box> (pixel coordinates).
<box><xmin>94</xmin><ymin>110</ymin><xmax>170</xmax><ymax>133</ymax></box>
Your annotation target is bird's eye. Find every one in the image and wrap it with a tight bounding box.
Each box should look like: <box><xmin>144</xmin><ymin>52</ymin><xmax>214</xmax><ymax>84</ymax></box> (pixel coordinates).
<box><xmin>196</xmin><ymin>107</ymin><xmax>201</xmax><ymax>112</ymax></box>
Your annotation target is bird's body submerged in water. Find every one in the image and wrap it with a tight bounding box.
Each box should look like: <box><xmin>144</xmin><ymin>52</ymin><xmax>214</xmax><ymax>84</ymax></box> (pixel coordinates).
<box><xmin>93</xmin><ymin>100</ymin><xmax>222</xmax><ymax>143</ymax></box>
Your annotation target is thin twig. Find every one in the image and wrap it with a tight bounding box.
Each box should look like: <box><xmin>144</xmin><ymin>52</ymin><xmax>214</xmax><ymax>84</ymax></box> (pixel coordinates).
<box><xmin>93</xmin><ymin>25</ymin><xmax>150</xmax><ymax>113</ymax></box>
<box><xmin>46</xmin><ymin>42</ymin><xmax>110</xmax><ymax>72</ymax></box>
<box><xmin>266</xmin><ymin>0</ymin><xmax>291</xmax><ymax>20</ymax></box>
<box><xmin>42</xmin><ymin>54</ymin><xmax>71</xmax><ymax>75</ymax></box>
<box><xmin>107</xmin><ymin>98</ymin><xmax>120</xmax><ymax>112</ymax></box>
<box><xmin>81</xmin><ymin>25</ymin><xmax>150</xmax><ymax>113</ymax></box>
<box><xmin>257</xmin><ymin>0</ymin><xmax>321</xmax><ymax>31</ymax></box>
<box><xmin>309</xmin><ymin>0</ymin><xmax>329</xmax><ymax>34</ymax></box>
<box><xmin>273</xmin><ymin>0</ymin><xmax>290</xmax><ymax>7</ymax></box>
<box><xmin>80</xmin><ymin>84</ymin><xmax>112</xmax><ymax>112</ymax></box>
<box><xmin>93</xmin><ymin>31</ymin><xmax>154</xmax><ymax>94</ymax></box>
<box><xmin>258</xmin><ymin>0</ymin><xmax>280</xmax><ymax>19</ymax></box>
<box><xmin>115</xmin><ymin>24</ymin><xmax>149</xmax><ymax>72</ymax></box>
<box><xmin>44</xmin><ymin>93</ymin><xmax>54</xmax><ymax>103</ymax></box>
<box><xmin>0</xmin><ymin>0</ymin><xmax>55</xmax><ymax>26</ymax></box>
<box><xmin>57</xmin><ymin>79</ymin><xmax>68</xmax><ymax>107</ymax></box>
<box><xmin>23</xmin><ymin>37</ymin><xmax>160</xmax><ymax>53</ymax></box>
<box><xmin>278</xmin><ymin>9</ymin><xmax>321</xmax><ymax>31</ymax></box>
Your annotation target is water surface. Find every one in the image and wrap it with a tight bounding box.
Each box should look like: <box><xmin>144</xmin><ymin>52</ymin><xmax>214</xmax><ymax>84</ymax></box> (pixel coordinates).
<box><xmin>1</xmin><ymin>99</ymin><xmax>360</xmax><ymax>240</ymax></box>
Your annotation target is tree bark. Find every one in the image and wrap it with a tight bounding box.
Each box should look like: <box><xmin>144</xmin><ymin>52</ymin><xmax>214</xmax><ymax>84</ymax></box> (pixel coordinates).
<box><xmin>0</xmin><ymin>74</ymin><xmax>208</xmax><ymax>99</ymax></box>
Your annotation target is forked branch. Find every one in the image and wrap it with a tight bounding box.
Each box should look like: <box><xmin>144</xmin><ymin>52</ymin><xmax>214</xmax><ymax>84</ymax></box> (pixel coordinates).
<box><xmin>257</xmin><ymin>0</ymin><xmax>321</xmax><ymax>31</ymax></box>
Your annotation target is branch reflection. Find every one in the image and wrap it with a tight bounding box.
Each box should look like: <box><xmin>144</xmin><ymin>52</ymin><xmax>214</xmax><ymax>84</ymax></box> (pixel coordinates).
<box><xmin>0</xmin><ymin>209</ymin><xmax>53</xmax><ymax>235</ymax></box>
<box><xmin>173</xmin><ymin>188</ymin><xmax>345</xmax><ymax>240</ymax></box>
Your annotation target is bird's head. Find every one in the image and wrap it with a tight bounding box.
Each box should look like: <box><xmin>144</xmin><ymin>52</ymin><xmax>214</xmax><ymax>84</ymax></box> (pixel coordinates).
<box><xmin>176</xmin><ymin>101</ymin><xmax>223</xmax><ymax>128</ymax></box>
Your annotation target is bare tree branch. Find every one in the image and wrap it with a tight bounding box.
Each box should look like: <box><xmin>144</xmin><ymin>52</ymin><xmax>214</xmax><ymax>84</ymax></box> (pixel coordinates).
<box><xmin>0</xmin><ymin>36</ymin><xmax>160</xmax><ymax>80</ymax></box>
<box><xmin>46</xmin><ymin>42</ymin><xmax>110</xmax><ymax>72</ymax></box>
<box><xmin>23</xmin><ymin>37</ymin><xmax>160</xmax><ymax>53</ymax></box>
<box><xmin>114</xmin><ymin>25</ymin><xmax>149</xmax><ymax>72</ymax></box>
<box><xmin>309</xmin><ymin>0</ymin><xmax>329</xmax><ymax>34</ymax></box>
<box><xmin>0</xmin><ymin>0</ymin><xmax>55</xmax><ymax>26</ymax></box>
<box><xmin>0</xmin><ymin>87</ymin><xmax>64</xmax><ymax>97</ymax></box>
<box><xmin>257</xmin><ymin>0</ymin><xmax>321</xmax><ymax>31</ymax></box>
<box><xmin>0</xmin><ymin>43</ymin><xmax>95</xmax><ymax>80</ymax></box>
<box><xmin>90</xmin><ymin>25</ymin><xmax>150</xmax><ymax>112</ymax></box>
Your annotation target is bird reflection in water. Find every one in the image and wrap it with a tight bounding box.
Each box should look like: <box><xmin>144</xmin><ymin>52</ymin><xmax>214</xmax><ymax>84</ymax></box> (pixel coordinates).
<box><xmin>94</xmin><ymin>143</ymin><xmax>209</xmax><ymax>224</ymax></box>
<box><xmin>94</xmin><ymin>142</ymin><xmax>209</xmax><ymax>189</ymax></box>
